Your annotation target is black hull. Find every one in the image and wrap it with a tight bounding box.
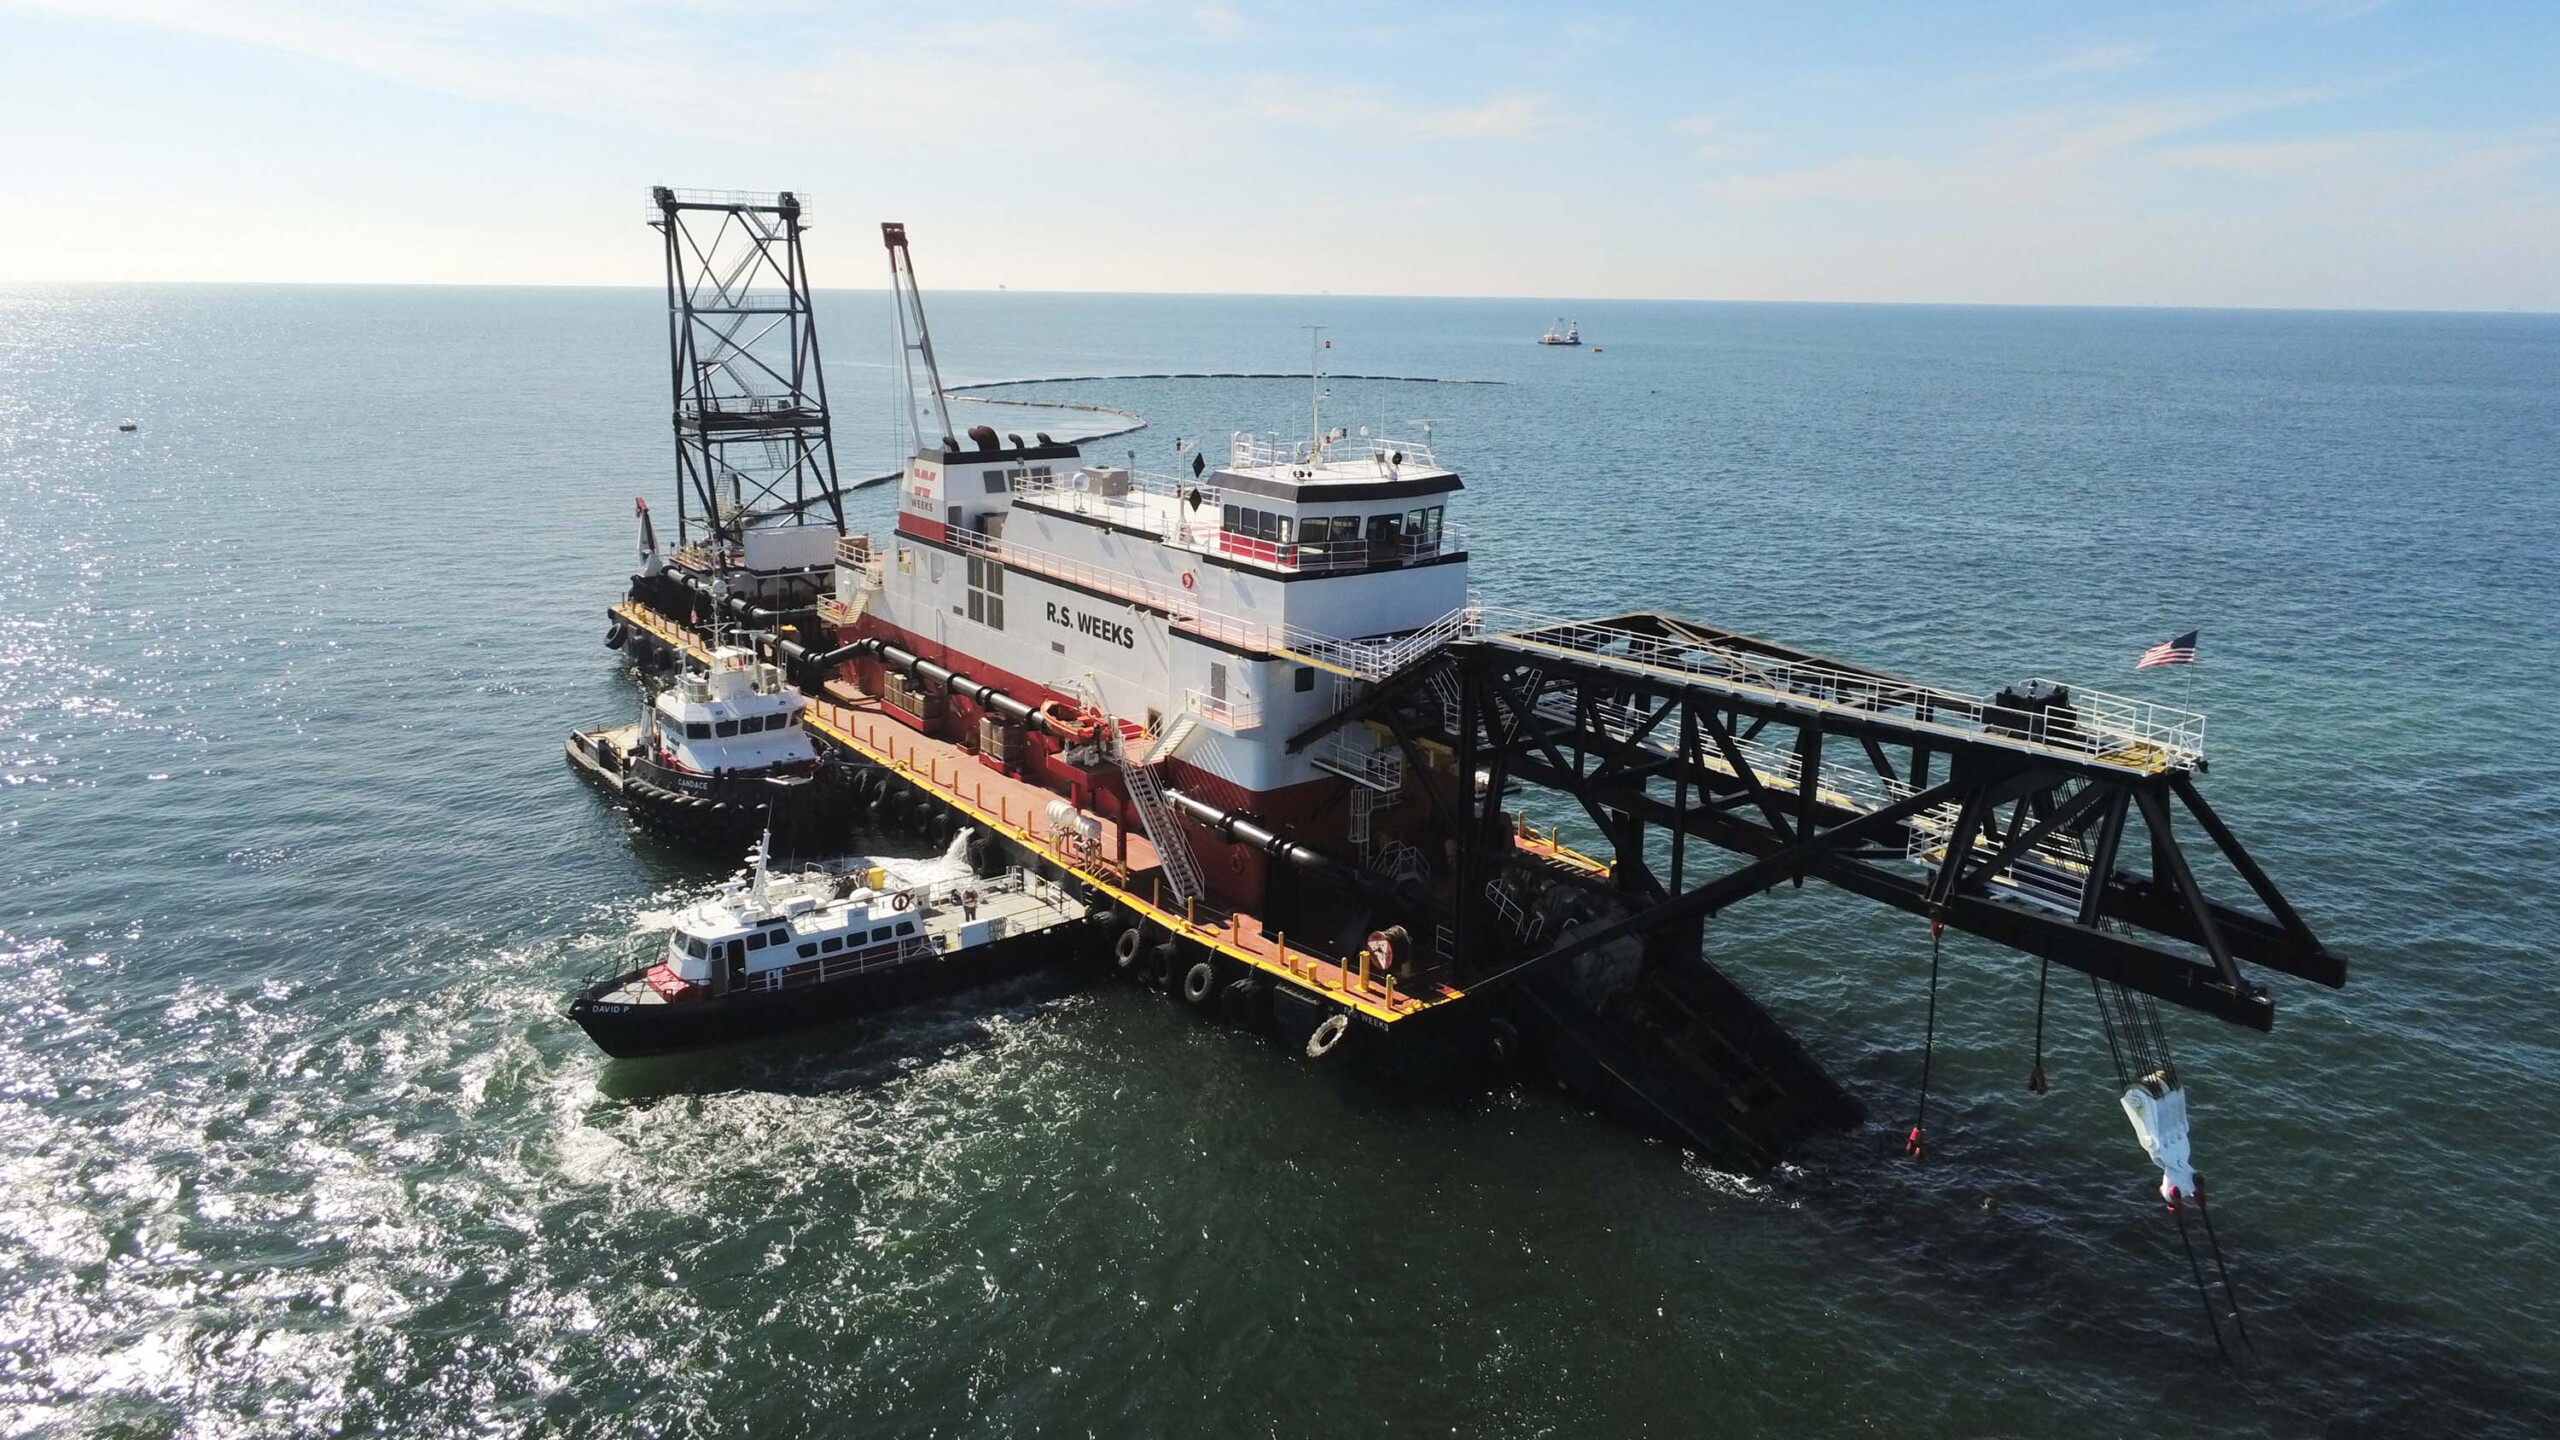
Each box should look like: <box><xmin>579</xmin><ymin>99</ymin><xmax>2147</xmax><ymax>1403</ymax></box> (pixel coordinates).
<box><xmin>568</xmin><ymin>923</ymin><xmax>1083</xmax><ymax>1059</ymax></box>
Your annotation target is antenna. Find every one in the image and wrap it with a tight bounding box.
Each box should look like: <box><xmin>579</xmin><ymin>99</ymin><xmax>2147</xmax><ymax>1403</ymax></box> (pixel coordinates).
<box><xmin>883</xmin><ymin>223</ymin><xmax>956</xmax><ymax>455</ymax></box>
<box><xmin>1304</xmin><ymin>325</ymin><xmax>1327</xmax><ymax>453</ymax></box>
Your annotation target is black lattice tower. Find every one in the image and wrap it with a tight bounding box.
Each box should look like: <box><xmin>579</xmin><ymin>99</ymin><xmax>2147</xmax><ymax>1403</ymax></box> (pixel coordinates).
<box><xmin>651</xmin><ymin>187</ymin><xmax>845</xmax><ymax>549</ymax></box>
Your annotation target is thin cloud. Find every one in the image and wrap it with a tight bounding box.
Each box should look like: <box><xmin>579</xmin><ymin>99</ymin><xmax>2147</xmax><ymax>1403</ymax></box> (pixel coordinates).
<box><xmin>1702</xmin><ymin>86</ymin><xmax>2347</xmax><ymax>205</ymax></box>
<box><xmin>2024</xmin><ymin>41</ymin><xmax>2159</xmax><ymax>79</ymax></box>
<box><xmin>1421</xmin><ymin>93</ymin><xmax>1556</xmax><ymax>139</ymax></box>
<box><xmin>1248</xmin><ymin>83</ymin><xmax>1559</xmax><ymax>141</ymax></box>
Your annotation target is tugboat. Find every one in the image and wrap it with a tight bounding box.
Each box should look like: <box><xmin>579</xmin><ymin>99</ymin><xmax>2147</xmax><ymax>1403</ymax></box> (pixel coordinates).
<box><xmin>567</xmin><ymin>636</ymin><xmax>825</xmax><ymax>848</ymax></box>
<box><xmin>1537</xmin><ymin>318</ymin><xmax>1582</xmax><ymax>346</ymax></box>
<box><xmin>567</xmin><ymin>829</ymin><xmax>1093</xmax><ymax>1057</ymax></box>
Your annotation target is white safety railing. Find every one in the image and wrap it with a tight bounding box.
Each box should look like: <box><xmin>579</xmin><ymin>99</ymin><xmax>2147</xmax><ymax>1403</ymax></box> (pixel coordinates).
<box><xmin>744</xmin><ymin>934</ymin><xmax>934</xmax><ymax>992</ymax></box>
<box><xmin>1312</xmin><ymin>729</ymin><xmax>1404</xmax><ymax>792</ymax></box>
<box><xmin>1477</xmin><ymin>607</ymin><xmax>2204</xmax><ymax>772</ymax></box>
<box><xmin>939</xmin><ymin>523</ymin><xmax>1480</xmax><ymax>680</ymax></box>
<box><xmin>1229</xmin><ymin>431</ymin><xmax>1441</xmax><ymax>472</ymax></box>
<box><xmin>1184</xmin><ymin>688</ymin><xmax>1262</xmax><ymax>733</ymax></box>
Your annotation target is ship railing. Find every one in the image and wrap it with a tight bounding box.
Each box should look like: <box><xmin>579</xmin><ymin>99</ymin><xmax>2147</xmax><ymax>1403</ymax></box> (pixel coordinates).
<box><xmin>1472</xmin><ymin>606</ymin><xmax>2205</xmax><ymax>771</ymax></box>
<box><xmin>745</xmin><ymin>934</ymin><xmax>937</xmax><ymax>993</ymax></box>
<box><xmin>1228</xmin><ymin>431</ymin><xmax>1441</xmax><ymax>471</ymax></box>
<box><xmin>679</xmin><ymin>392</ymin><xmax>816</xmax><ymax>419</ymax></box>
<box><xmin>654</xmin><ymin>187</ymin><xmax>798</xmax><ymax>213</ymax></box>
<box><xmin>941</xmin><ymin>522</ymin><xmax>1486</xmax><ymax>680</ymax></box>
<box><xmin>1011</xmin><ymin>467</ymin><xmax>1219</xmax><ymax>542</ymax></box>
<box><xmin>667</xmin><ymin>288</ymin><xmax>805</xmax><ymax>315</ymax></box>
<box><xmin>1183</xmin><ymin>688</ymin><xmax>1262</xmax><ymax>733</ymax></box>
<box><xmin>1189</xmin><ymin>523</ymin><xmax>1468</xmax><ymax>575</ymax></box>
<box><xmin>1275</xmin><ymin>603</ymin><xmax>1484</xmax><ymax>680</ymax></box>
<box><xmin>943</xmin><ymin>525</ymin><xmax>1206</xmax><ymax>625</ymax></box>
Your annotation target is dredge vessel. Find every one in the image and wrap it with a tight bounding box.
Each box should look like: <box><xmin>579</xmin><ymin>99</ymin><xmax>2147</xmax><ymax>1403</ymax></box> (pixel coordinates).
<box><xmin>581</xmin><ymin>189</ymin><xmax>2345</xmax><ymax>1192</ymax></box>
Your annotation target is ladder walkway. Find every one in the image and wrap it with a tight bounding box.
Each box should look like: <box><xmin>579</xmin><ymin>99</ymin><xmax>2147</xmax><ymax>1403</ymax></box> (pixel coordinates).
<box><xmin>1477</xmin><ymin>609</ymin><xmax>2203</xmax><ymax>775</ymax></box>
<box><xmin>1101</xmin><ymin>713</ymin><xmax>1206</xmax><ymax>904</ymax></box>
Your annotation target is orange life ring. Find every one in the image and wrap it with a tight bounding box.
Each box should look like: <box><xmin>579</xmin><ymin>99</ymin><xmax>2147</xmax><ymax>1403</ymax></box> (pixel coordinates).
<box><xmin>891</xmin><ymin>892</ymin><xmax>912</xmax><ymax>912</ymax></box>
<box><xmin>1179</xmin><ymin>571</ymin><xmax>1196</xmax><ymax>590</ymax></box>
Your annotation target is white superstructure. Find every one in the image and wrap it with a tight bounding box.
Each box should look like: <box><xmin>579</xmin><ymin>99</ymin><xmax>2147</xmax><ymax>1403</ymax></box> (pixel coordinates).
<box><xmin>646</xmin><ymin>645</ymin><xmax>815</xmax><ymax>775</ymax></box>
<box><xmin>855</xmin><ymin>425</ymin><xmax>1469</xmax><ymax>797</ymax></box>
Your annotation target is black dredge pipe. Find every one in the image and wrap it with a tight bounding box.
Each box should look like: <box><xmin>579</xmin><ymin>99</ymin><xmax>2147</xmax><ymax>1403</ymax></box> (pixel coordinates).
<box><xmin>1160</xmin><ymin>787</ymin><xmax>1419</xmax><ymax>910</ymax></box>
<box><xmin>769</xmin><ymin>633</ymin><xmax>1047</xmax><ymax>730</ymax></box>
<box><xmin>647</xmin><ymin>567</ymin><xmax>823</xmax><ymax>626</ymax></box>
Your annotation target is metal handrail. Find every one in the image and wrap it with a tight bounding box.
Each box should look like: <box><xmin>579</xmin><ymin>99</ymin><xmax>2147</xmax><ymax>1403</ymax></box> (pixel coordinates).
<box><xmin>1184</xmin><ymin>689</ymin><xmax>1262</xmax><ymax>732</ymax></box>
<box><xmin>1476</xmin><ymin>606</ymin><xmax>2205</xmax><ymax>771</ymax></box>
<box><xmin>1228</xmin><ymin>431</ymin><xmax>1441</xmax><ymax>471</ymax></box>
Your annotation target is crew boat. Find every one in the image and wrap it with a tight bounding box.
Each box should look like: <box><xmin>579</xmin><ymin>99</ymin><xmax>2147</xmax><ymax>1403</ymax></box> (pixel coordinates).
<box><xmin>1537</xmin><ymin>318</ymin><xmax>1581</xmax><ymax>346</ymax></box>
<box><xmin>568</xmin><ymin>829</ymin><xmax>1093</xmax><ymax>1057</ymax></box>
<box><xmin>567</xmin><ymin>639</ymin><xmax>823</xmax><ymax>847</ymax></box>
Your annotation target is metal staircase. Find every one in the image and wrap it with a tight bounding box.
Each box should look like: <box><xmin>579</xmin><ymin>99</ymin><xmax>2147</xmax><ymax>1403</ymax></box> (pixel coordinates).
<box><xmin>1141</xmin><ymin>713</ymin><xmax>1199</xmax><ymax>767</ymax></box>
<box><xmin>1097</xmin><ymin>710</ymin><xmax>1205</xmax><ymax>903</ymax></box>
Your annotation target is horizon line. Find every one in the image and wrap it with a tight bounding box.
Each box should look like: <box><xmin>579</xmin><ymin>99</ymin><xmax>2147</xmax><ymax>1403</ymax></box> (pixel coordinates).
<box><xmin>0</xmin><ymin>279</ymin><xmax>2551</xmax><ymax>319</ymax></box>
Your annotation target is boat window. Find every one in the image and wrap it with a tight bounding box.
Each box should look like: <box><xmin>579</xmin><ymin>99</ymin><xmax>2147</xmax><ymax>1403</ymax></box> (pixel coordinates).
<box><xmin>797</xmin><ymin>941</ymin><xmax>818</xmax><ymax>958</ymax></box>
<box><xmin>983</xmin><ymin>470</ymin><xmax>1010</xmax><ymax>494</ymax></box>
<box><xmin>897</xmin><ymin>921</ymin><xmax>916</xmax><ymax>936</ymax></box>
<box><xmin>1422</xmin><ymin>506</ymin><xmax>1443</xmax><ymax>545</ymax></box>
<box><xmin>775</xmin><ymin>713</ymin><xmax>796</xmax><ymax>729</ymax></box>
<box><xmin>1295</xmin><ymin>666</ymin><xmax>1315</xmax><ymax>692</ymax></box>
<box><xmin>821</xmin><ymin>936</ymin><xmax>843</xmax><ymax>954</ymax></box>
<box><xmin>687</xmin><ymin>938</ymin><xmax>709</xmax><ymax>958</ymax></box>
<box><xmin>746</xmin><ymin>932</ymin><xmax>767</xmax><ymax>951</ymax></box>
<box><xmin>1368</xmin><ymin>513</ymin><xmax>1403</xmax><ymax>544</ymax></box>
<box><xmin>738</xmin><ymin>714</ymin><xmax>764</xmax><ymax>734</ymax></box>
<box><xmin>685</xmin><ymin>722</ymin><xmax>711</xmax><ymax>740</ymax></box>
<box><xmin>966</xmin><ymin>556</ymin><xmax>1005</xmax><ymax>631</ymax></box>
<box><xmin>715</xmin><ymin>720</ymin><xmax>739</xmax><ymax>738</ymax></box>
<box><xmin>872</xmin><ymin>927</ymin><xmax>893</xmax><ymax>943</ymax></box>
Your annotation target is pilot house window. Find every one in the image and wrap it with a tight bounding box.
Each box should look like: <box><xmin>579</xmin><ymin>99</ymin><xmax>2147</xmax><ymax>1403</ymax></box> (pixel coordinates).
<box><xmin>966</xmin><ymin>557</ymin><xmax>1005</xmax><ymax>630</ymax></box>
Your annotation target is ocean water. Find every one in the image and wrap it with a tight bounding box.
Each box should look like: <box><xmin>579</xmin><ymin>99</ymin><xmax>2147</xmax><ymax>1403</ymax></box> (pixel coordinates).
<box><xmin>2</xmin><ymin>283</ymin><xmax>2556</xmax><ymax>1437</ymax></box>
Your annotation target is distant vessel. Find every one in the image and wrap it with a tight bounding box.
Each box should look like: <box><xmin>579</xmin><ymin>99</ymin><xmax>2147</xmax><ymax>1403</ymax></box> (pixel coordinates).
<box><xmin>567</xmin><ymin>829</ymin><xmax>1092</xmax><ymax>1056</ymax></box>
<box><xmin>116</xmin><ymin>420</ymin><xmax>138</xmax><ymax>432</ymax></box>
<box><xmin>1538</xmin><ymin>318</ymin><xmax>1582</xmax><ymax>347</ymax></box>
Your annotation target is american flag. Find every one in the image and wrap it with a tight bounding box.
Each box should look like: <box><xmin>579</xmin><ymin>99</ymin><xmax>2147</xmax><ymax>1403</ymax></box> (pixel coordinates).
<box><xmin>2137</xmin><ymin>630</ymin><xmax>2199</xmax><ymax>670</ymax></box>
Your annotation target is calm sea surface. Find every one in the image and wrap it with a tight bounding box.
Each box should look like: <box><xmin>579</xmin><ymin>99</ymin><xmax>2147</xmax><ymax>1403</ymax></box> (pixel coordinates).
<box><xmin>3</xmin><ymin>285</ymin><xmax>2556</xmax><ymax>1437</ymax></box>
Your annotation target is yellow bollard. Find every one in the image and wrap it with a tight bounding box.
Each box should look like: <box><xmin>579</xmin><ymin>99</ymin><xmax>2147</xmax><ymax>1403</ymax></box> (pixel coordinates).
<box><xmin>1356</xmin><ymin>945</ymin><xmax>1370</xmax><ymax>994</ymax></box>
<box><xmin>1185</xmin><ymin>896</ymin><xmax>1196</xmax><ymax>929</ymax></box>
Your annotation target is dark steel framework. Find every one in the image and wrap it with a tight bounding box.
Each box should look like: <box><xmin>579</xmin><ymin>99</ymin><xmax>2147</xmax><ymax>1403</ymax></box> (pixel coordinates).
<box><xmin>651</xmin><ymin>187</ymin><xmax>846</xmax><ymax>549</ymax></box>
<box><xmin>1297</xmin><ymin>612</ymin><xmax>2344</xmax><ymax>1034</ymax></box>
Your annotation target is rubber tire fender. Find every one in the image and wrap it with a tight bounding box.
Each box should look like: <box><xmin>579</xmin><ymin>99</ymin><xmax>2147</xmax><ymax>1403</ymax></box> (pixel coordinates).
<box><xmin>1112</xmin><ymin>927</ymin><xmax>1146</xmax><ymax>972</ymax></box>
<box><xmin>1305</xmin><ymin>1012</ymin><xmax>1351</xmax><ymax>1060</ymax></box>
<box><xmin>1149</xmin><ymin>941</ymin><xmax>1180</xmax><ymax>990</ymax></box>
<box><xmin>1182</xmin><ymin>960</ymin><xmax>1218</xmax><ymax>1006</ymax></box>
<box><xmin>1220</xmin><ymin>977</ymin><xmax>1266</xmax><ymax>1028</ymax></box>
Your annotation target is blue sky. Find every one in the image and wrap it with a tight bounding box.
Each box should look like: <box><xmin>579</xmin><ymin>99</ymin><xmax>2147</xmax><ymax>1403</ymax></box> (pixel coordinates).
<box><xmin>2</xmin><ymin>1</ymin><xmax>2553</xmax><ymax>308</ymax></box>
